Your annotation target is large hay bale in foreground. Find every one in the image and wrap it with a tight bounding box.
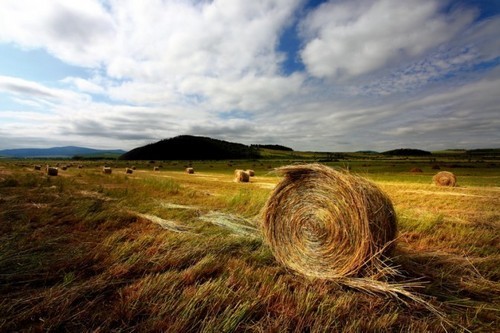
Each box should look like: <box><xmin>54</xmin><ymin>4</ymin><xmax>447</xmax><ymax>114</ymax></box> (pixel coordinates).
<box><xmin>234</xmin><ymin>169</ymin><xmax>250</xmax><ymax>183</ymax></box>
<box><xmin>186</xmin><ymin>167</ymin><xmax>194</xmax><ymax>174</ymax></box>
<box><xmin>103</xmin><ymin>167</ymin><xmax>112</xmax><ymax>174</ymax></box>
<box><xmin>432</xmin><ymin>171</ymin><xmax>456</xmax><ymax>187</ymax></box>
<box><xmin>262</xmin><ymin>164</ymin><xmax>397</xmax><ymax>279</ymax></box>
<box><xmin>47</xmin><ymin>167</ymin><xmax>58</xmax><ymax>176</ymax></box>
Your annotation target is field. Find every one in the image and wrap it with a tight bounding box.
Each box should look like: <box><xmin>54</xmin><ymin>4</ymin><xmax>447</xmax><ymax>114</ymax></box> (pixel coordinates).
<box><xmin>0</xmin><ymin>157</ymin><xmax>498</xmax><ymax>332</ymax></box>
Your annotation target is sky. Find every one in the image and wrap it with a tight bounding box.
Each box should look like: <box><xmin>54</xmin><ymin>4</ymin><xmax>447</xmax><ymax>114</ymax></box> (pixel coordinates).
<box><xmin>0</xmin><ymin>0</ymin><xmax>499</xmax><ymax>152</ymax></box>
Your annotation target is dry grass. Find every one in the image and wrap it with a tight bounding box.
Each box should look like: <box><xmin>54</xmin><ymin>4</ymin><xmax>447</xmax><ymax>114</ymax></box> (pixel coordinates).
<box><xmin>0</xmin><ymin>160</ymin><xmax>498</xmax><ymax>332</ymax></box>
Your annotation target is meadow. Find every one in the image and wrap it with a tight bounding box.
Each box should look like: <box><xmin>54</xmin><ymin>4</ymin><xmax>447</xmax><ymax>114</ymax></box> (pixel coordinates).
<box><xmin>0</xmin><ymin>157</ymin><xmax>498</xmax><ymax>332</ymax></box>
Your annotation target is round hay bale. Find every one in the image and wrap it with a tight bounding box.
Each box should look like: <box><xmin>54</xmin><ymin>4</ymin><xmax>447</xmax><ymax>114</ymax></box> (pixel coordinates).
<box><xmin>131</xmin><ymin>166</ymin><xmax>136</xmax><ymax>170</ymax></box>
<box><xmin>125</xmin><ymin>168</ymin><xmax>133</xmax><ymax>174</ymax></box>
<box><xmin>103</xmin><ymin>167</ymin><xmax>112</xmax><ymax>174</ymax></box>
<box><xmin>234</xmin><ymin>169</ymin><xmax>250</xmax><ymax>183</ymax></box>
<box><xmin>247</xmin><ymin>169</ymin><xmax>255</xmax><ymax>177</ymax></box>
<box><xmin>34</xmin><ymin>165</ymin><xmax>42</xmax><ymax>171</ymax></box>
<box><xmin>78</xmin><ymin>165</ymin><xmax>83</xmax><ymax>169</ymax></box>
<box><xmin>410</xmin><ymin>167</ymin><xmax>423</xmax><ymax>173</ymax></box>
<box><xmin>261</xmin><ymin>163</ymin><xmax>397</xmax><ymax>279</ymax></box>
<box><xmin>432</xmin><ymin>171</ymin><xmax>456</xmax><ymax>187</ymax></box>
<box><xmin>153</xmin><ymin>166</ymin><xmax>160</xmax><ymax>171</ymax></box>
<box><xmin>186</xmin><ymin>167</ymin><xmax>194</xmax><ymax>174</ymax></box>
<box><xmin>61</xmin><ymin>166</ymin><xmax>68</xmax><ymax>171</ymax></box>
<box><xmin>47</xmin><ymin>167</ymin><xmax>58</xmax><ymax>176</ymax></box>
<box><xmin>431</xmin><ymin>164</ymin><xmax>441</xmax><ymax>170</ymax></box>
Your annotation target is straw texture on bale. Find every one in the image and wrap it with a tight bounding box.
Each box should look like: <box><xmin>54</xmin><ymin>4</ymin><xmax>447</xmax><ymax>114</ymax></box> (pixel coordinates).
<box><xmin>234</xmin><ymin>169</ymin><xmax>250</xmax><ymax>183</ymax></box>
<box><xmin>432</xmin><ymin>171</ymin><xmax>457</xmax><ymax>187</ymax></box>
<box><xmin>262</xmin><ymin>164</ymin><xmax>397</xmax><ymax>279</ymax></box>
<box><xmin>103</xmin><ymin>167</ymin><xmax>112</xmax><ymax>174</ymax></box>
<box><xmin>186</xmin><ymin>167</ymin><xmax>194</xmax><ymax>174</ymax></box>
<box><xmin>47</xmin><ymin>167</ymin><xmax>58</xmax><ymax>176</ymax></box>
<box><xmin>247</xmin><ymin>169</ymin><xmax>255</xmax><ymax>177</ymax></box>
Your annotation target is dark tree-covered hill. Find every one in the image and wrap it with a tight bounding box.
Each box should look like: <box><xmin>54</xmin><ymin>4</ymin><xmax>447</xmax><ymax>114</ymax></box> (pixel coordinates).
<box><xmin>250</xmin><ymin>144</ymin><xmax>293</xmax><ymax>151</ymax></box>
<box><xmin>382</xmin><ymin>148</ymin><xmax>432</xmax><ymax>156</ymax></box>
<box><xmin>120</xmin><ymin>135</ymin><xmax>260</xmax><ymax>160</ymax></box>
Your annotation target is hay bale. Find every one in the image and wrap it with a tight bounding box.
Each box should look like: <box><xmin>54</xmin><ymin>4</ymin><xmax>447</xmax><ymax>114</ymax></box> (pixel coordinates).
<box><xmin>47</xmin><ymin>167</ymin><xmax>58</xmax><ymax>176</ymax></box>
<box><xmin>78</xmin><ymin>165</ymin><xmax>83</xmax><ymax>169</ymax></box>
<box><xmin>432</xmin><ymin>171</ymin><xmax>457</xmax><ymax>187</ymax></box>
<box><xmin>103</xmin><ymin>167</ymin><xmax>112</xmax><ymax>174</ymax></box>
<box><xmin>261</xmin><ymin>163</ymin><xmax>396</xmax><ymax>279</ymax></box>
<box><xmin>410</xmin><ymin>167</ymin><xmax>423</xmax><ymax>173</ymax></box>
<box><xmin>34</xmin><ymin>165</ymin><xmax>42</xmax><ymax>171</ymax></box>
<box><xmin>61</xmin><ymin>166</ymin><xmax>68</xmax><ymax>171</ymax></box>
<box><xmin>247</xmin><ymin>169</ymin><xmax>255</xmax><ymax>177</ymax></box>
<box><xmin>186</xmin><ymin>167</ymin><xmax>194</xmax><ymax>174</ymax></box>
<box><xmin>125</xmin><ymin>168</ymin><xmax>133</xmax><ymax>174</ymax></box>
<box><xmin>431</xmin><ymin>164</ymin><xmax>441</xmax><ymax>170</ymax></box>
<box><xmin>153</xmin><ymin>166</ymin><xmax>160</xmax><ymax>171</ymax></box>
<box><xmin>234</xmin><ymin>169</ymin><xmax>250</xmax><ymax>183</ymax></box>
<box><xmin>131</xmin><ymin>166</ymin><xmax>136</xmax><ymax>170</ymax></box>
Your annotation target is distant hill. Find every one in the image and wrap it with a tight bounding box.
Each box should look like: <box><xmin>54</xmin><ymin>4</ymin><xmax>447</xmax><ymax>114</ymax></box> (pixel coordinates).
<box><xmin>251</xmin><ymin>144</ymin><xmax>293</xmax><ymax>151</ymax></box>
<box><xmin>382</xmin><ymin>148</ymin><xmax>432</xmax><ymax>156</ymax></box>
<box><xmin>120</xmin><ymin>135</ymin><xmax>260</xmax><ymax>160</ymax></box>
<box><xmin>0</xmin><ymin>146</ymin><xmax>126</xmax><ymax>158</ymax></box>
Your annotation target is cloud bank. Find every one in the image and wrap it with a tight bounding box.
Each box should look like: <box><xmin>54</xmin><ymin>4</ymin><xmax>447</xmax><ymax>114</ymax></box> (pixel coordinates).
<box><xmin>0</xmin><ymin>0</ymin><xmax>498</xmax><ymax>151</ymax></box>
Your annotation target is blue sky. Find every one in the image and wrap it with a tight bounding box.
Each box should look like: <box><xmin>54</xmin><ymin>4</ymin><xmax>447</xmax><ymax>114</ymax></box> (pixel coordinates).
<box><xmin>0</xmin><ymin>0</ymin><xmax>499</xmax><ymax>151</ymax></box>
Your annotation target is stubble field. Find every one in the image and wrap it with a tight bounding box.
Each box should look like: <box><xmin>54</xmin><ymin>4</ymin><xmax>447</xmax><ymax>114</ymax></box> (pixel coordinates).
<box><xmin>0</xmin><ymin>158</ymin><xmax>498</xmax><ymax>332</ymax></box>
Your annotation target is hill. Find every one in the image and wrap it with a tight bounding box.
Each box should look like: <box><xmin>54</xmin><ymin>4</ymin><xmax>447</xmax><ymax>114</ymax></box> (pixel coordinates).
<box><xmin>120</xmin><ymin>135</ymin><xmax>260</xmax><ymax>160</ymax></box>
<box><xmin>0</xmin><ymin>146</ymin><xmax>126</xmax><ymax>158</ymax></box>
<box><xmin>382</xmin><ymin>148</ymin><xmax>431</xmax><ymax>156</ymax></box>
<box><xmin>250</xmin><ymin>144</ymin><xmax>293</xmax><ymax>151</ymax></box>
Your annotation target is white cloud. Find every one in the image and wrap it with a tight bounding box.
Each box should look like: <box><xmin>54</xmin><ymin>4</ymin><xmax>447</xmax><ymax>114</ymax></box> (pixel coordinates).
<box><xmin>300</xmin><ymin>0</ymin><xmax>476</xmax><ymax>79</ymax></box>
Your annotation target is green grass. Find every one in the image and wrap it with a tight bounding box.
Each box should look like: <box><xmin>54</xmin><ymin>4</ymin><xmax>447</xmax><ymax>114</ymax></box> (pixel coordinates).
<box><xmin>0</xmin><ymin>159</ymin><xmax>498</xmax><ymax>332</ymax></box>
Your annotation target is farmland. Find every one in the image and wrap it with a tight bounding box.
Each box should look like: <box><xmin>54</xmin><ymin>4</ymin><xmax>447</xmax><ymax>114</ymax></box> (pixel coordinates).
<box><xmin>0</xmin><ymin>157</ymin><xmax>498</xmax><ymax>332</ymax></box>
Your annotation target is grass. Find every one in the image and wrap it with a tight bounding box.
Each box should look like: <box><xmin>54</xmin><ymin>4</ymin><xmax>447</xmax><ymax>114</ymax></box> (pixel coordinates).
<box><xmin>0</xmin><ymin>159</ymin><xmax>498</xmax><ymax>332</ymax></box>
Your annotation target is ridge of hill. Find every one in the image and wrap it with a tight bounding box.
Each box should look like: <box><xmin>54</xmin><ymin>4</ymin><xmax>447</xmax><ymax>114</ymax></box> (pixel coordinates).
<box><xmin>120</xmin><ymin>135</ymin><xmax>260</xmax><ymax>160</ymax></box>
<box><xmin>0</xmin><ymin>146</ymin><xmax>126</xmax><ymax>158</ymax></box>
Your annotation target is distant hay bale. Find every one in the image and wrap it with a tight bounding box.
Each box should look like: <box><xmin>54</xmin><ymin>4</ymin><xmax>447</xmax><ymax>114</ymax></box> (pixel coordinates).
<box><xmin>131</xmin><ymin>166</ymin><xmax>136</xmax><ymax>170</ymax></box>
<box><xmin>261</xmin><ymin>163</ymin><xmax>397</xmax><ymax>279</ymax></box>
<box><xmin>47</xmin><ymin>167</ymin><xmax>58</xmax><ymax>176</ymax></box>
<box><xmin>61</xmin><ymin>166</ymin><xmax>68</xmax><ymax>171</ymax></box>
<box><xmin>431</xmin><ymin>164</ymin><xmax>441</xmax><ymax>170</ymax></box>
<box><xmin>410</xmin><ymin>167</ymin><xmax>423</xmax><ymax>173</ymax></box>
<box><xmin>34</xmin><ymin>165</ymin><xmax>42</xmax><ymax>171</ymax></box>
<box><xmin>234</xmin><ymin>169</ymin><xmax>250</xmax><ymax>183</ymax></box>
<box><xmin>433</xmin><ymin>171</ymin><xmax>457</xmax><ymax>187</ymax></box>
<box><xmin>153</xmin><ymin>166</ymin><xmax>160</xmax><ymax>171</ymax></box>
<box><xmin>125</xmin><ymin>168</ymin><xmax>133</xmax><ymax>174</ymax></box>
<box><xmin>103</xmin><ymin>167</ymin><xmax>112</xmax><ymax>174</ymax></box>
<box><xmin>186</xmin><ymin>167</ymin><xmax>194</xmax><ymax>174</ymax></box>
<box><xmin>78</xmin><ymin>165</ymin><xmax>83</xmax><ymax>169</ymax></box>
<box><xmin>247</xmin><ymin>169</ymin><xmax>255</xmax><ymax>177</ymax></box>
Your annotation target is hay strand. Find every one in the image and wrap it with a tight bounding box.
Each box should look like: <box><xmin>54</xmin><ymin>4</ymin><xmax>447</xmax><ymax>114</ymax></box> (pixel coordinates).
<box><xmin>261</xmin><ymin>163</ymin><xmax>397</xmax><ymax>279</ymax></box>
<box><xmin>234</xmin><ymin>169</ymin><xmax>250</xmax><ymax>183</ymax></box>
<box><xmin>433</xmin><ymin>171</ymin><xmax>457</xmax><ymax>187</ymax></box>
